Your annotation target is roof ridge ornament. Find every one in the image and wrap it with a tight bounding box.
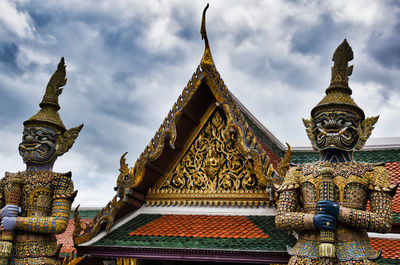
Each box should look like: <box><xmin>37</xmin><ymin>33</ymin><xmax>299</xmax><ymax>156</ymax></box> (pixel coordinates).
<box><xmin>200</xmin><ymin>3</ymin><xmax>214</xmax><ymax>70</ymax></box>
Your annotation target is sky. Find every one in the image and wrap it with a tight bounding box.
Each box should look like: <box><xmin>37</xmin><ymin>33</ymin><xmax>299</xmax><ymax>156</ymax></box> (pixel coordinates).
<box><xmin>0</xmin><ymin>0</ymin><xmax>399</xmax><ymax>206</ymax></box>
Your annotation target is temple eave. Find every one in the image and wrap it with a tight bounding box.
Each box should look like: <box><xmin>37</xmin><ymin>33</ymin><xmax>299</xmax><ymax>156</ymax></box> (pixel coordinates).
<box><xmin>76</xmin><ymin>245</ymin><xmax>290</xmax><ymax>264</ymax></box>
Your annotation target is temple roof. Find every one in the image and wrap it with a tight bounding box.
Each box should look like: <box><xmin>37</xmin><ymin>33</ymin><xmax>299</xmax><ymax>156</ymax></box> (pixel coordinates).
<box><xmin>73</xmin><ymin>5</ymin><xmax>283</xmax><ymax>246</ymax></box>
<box><xmin>69</xmin><ymin>5</ymin><xmax>400</xmax><ymax>264</ymax></box>
<box><xmin>77</xmin><ymin>213</ymin><xmax>294</xmax><ymax>263</ymax></box>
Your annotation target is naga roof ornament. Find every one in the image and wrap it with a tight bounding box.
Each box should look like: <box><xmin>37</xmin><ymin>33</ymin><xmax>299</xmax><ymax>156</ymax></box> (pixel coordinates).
<box><xmin>311</xmin><ymin>39</ymin><xmax>364</xmax><ymax>120</ymax></box>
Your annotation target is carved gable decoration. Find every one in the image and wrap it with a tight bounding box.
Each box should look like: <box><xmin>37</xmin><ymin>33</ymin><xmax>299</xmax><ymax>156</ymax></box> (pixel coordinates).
<box><xmin>73</xmin><ymin>6</ymin><xmax>285</xmax><ymax>245</ymax></box>
<box><xmin>146</xmin><ymin>107</ymin><xmax>272</xmax><ymax>206</ymax></box>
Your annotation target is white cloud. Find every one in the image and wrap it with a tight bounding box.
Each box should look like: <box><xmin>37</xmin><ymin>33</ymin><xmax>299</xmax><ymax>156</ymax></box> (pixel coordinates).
<box><xmin>0</xmin><ymin>0</ymin><xmax>34</xmax><ymax>38</ymax></box>
<box><xmin>0</xmin><ymin>1</ymin><xmax>399</xmax><ymax>206</ymax></box>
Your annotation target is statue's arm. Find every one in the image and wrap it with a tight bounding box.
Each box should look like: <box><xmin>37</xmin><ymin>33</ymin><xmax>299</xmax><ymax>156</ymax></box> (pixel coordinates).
<box><xmin>275</xmin><ymin>167</ymin><xmax>314</xmax><ymax>231</ymax></box>
<box><xmin>338</xmin><ymin>166</ymin><xmax>396</xmax><ymax>233</ymax></box>
<box><xmin>16</xmin><ymin>197</ymin><xmax>73</xmax><ymax>234</ymax></box>
<box><xmin>15</xmin><ymin>173</ymin><xmax>77</xmax><ymax>234</ymax></box>
<box><xmin>0</xmin><ymin>178</ymin><xmax>4</xmax><ymax>218</ymax></box>
<box><xmin>275</xmin><ymin>189</ymin><xmax>315</xmax><ymax>231</ymax></box>
<box><xmin>338</xmin><ymin>191</ymin><xmax>393</xmax><ymax>233</ymax></box>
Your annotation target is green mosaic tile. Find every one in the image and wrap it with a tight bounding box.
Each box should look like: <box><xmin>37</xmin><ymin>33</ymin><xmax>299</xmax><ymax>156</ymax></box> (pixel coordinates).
<box><xmin>291</xmin><ymin>150</ymin><xmax>400</xmax><ymax>164</ymax></box>
<box><xmin>241</xmin><ymin>111</ymin><xmax>285</xmax><ymax>158</ymax></box>
<box><xmin>393</xmin><ymin>213</ymin><xmax>400</xmax><ymax>224</ymax></box>
<box><xmin>93</xmin><ymin>214</ymin><xmax>295</xmax><ymax>252</ymax></box>
<box><xmin>291</xmin><ymin>152</ymin><xmax>319</xmax><ymax>164</ymax></box>
<box><xmin>69</xmin><ymin>210</ymin><xmax>100</xmax><ymax>219</ymax></box>
<box><xmin>378</xmin><ymin>258</ymin><xmax>400</xmax><ymax>265</ymax></box>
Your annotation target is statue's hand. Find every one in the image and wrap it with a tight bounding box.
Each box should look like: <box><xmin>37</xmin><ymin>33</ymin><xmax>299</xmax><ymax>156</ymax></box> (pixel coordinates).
<box><xmin>1</xmin><ymin>205</ymin><xmax>21</xmax><ymax>218</ymax></box>
<box><xmin>317</xmin><ymin>200</ymin><xmax>339</xmax><ymax>219</ymax></box>
<box><xmin>1</xmin><ymin>216</ymin><xmax>16</xmax><ymax>231</ymax></box>
<box><xmin>313</xmin><ymin>214</ymin><xmax>337</xmax><ymax>231</ymax></box>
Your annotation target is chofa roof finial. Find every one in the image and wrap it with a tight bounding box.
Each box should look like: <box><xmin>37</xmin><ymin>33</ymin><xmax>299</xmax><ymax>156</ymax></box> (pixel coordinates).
<box><xmin>200</xmin><ymin>3</ymin><xmax>214</xmax><ymax>69</ymax></box>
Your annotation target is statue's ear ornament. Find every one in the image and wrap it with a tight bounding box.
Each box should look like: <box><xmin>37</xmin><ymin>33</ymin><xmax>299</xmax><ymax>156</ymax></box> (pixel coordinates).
<box><xmin>355</xmin><ymin>116</ymin><xmax>379</xmax><ymax>150</ymax></box>
<box><xmin>56</xmin><ymin>124</ymin><xmax>84</xmax><ymax>157</ymax></box>
<box><xmin>302</xmin><ymin>118</ymin><xmax>317</xmax><ymax>151</ymax></box>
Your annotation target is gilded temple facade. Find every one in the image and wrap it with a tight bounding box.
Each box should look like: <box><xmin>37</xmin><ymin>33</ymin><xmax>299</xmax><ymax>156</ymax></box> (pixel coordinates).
<box><xmin>64</xmin><ymin>5</ymin><xmax>400</xmax><ymax>265</ymax></box>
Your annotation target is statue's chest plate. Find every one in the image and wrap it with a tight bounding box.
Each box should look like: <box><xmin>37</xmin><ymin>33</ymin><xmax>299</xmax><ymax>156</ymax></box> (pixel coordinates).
<box><xmin>4</xmin><ymin>172</ymin><xmax>55</xmax><ymax>217</ymax></box>
<box><xmin>298</xmin><ymin>162</ymin><xmax>373</xmax><ymax>211</ymax></box>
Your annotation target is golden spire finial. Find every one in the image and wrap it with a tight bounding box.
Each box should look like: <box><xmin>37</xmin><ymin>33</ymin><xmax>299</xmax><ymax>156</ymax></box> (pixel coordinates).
<box><xmin>41</xmin><ymin>57</ymin><xmax>67</xmax><ymax>110</ymax></box>
<box><xmin>310</xmin><ymin>39</ymin><xmax>364</xmax><ymax>120</ymax></box>
<box><xmin>23</xmin><ymin>57</ymin><xmax>84</xmax><ymax>156</ymax></box>
<box><xmin>200</xmin><ymin>3</ymin><xmax>214</xmax><ymax>69</ymax></box>
<box><xmin>24</xmin><ymin>57</ymin><xmax>68</xmax><ymax>132</ymax></box>
<box><xmin>329</xmin><ymin>39</ymin><xmax>353</xmax><ymax>91</ymax></box>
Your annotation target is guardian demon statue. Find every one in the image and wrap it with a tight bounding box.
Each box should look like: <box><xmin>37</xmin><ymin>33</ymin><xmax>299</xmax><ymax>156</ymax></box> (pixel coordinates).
<box><xmin>276</xmin><ymin>40</ymin><xmax>397</xmax><ymax>264</ymax></box>
<box><xmin>0</xmin><ymin>58</ymin><xmax>83</xmax><ymax>264</ymax></box>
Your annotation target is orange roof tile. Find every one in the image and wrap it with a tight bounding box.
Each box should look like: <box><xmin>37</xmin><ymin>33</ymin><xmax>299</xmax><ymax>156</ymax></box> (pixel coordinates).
<box><xmin>56</xmin><ymin>219</ymin><xmax>92</xmax><ymax>254</ymax></box>
<box><xmin>128</xmin><ymin>215</ymin><xmax>269</xmax><ymax>239</ymax></box>
<box><xmin>370</xmin><ymin>238</ymin><xmax>400</xmax><ymax>259</ymax></box>
<box><xmin>385</xmin><ymin>162</ymin><xmax>400</xmax><ymax>213</ymax></box>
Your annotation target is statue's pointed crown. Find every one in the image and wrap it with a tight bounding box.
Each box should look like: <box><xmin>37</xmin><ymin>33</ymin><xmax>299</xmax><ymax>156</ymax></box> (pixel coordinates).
<box><xmin>311</xmin><ymin>39</ymin><xmax>365</xmax><ymax>120</ymax></box>
<box><xmin>24</xmin><ymin>57</ymin><xmax>67</xmax><ymax>133</ymax></box>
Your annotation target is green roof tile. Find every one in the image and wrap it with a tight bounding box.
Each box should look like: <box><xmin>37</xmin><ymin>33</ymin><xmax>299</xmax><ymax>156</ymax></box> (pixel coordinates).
<box><xmin>378</xmin><ymin>258</ymin><xmax>400</xmax><ymax>265</ymax></box>
<box><xmin>393</xmin><ymin>213</ymin><xmax>400</xmax><ymax>224</ymax></box>
<box><xmin>241</xmin><ymin>111</ymin><xmax>285</xmax><ymax>158</ymax></box>
<box><xmin>291</xmin><ymin>150</ymin><xmax>400</xmax><ymax>164</ymax></box>
<box><xmin>69</xmin><ymin>210</ymin><xmax>100</xmax><ymax>219</ymax></box>
<box><xmin>93</xmin><ymin>214</ymin><xmax>296</xmax><ymax>252</ymax></box>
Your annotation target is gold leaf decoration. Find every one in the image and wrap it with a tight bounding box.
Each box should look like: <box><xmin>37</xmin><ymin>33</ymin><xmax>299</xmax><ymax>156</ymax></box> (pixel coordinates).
<box><xmin>146</xmin><ymin>108</ymin><xmax>270</xmax><ymax>206</ymax></box>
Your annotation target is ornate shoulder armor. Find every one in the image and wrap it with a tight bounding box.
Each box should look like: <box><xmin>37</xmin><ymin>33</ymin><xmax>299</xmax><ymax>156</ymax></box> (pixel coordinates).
<box><xmin>277</xmin><ymin>166</ymin><xmax>302</xmax><ymax>192</ymax></box>
<box><xmin>368</xmin><ymin>165</ymin><xmax>398</xmax><ymax>196</ymax></box>
<box><xmin>52</xmin><ymin>172</ymin><xmax>77</xmax><ymax>201</ymax></box>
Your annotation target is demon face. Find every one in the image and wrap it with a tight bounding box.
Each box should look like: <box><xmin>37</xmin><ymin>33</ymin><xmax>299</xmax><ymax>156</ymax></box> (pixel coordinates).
<box><xmin>312</xmin><ymin>111</ymin><xmax>360</xmax><ymax>151</ymax></box>
<box><xmin>19</xmin><ymin>127</ymin><xmax>58</xmax><ymax>165</ymax></box>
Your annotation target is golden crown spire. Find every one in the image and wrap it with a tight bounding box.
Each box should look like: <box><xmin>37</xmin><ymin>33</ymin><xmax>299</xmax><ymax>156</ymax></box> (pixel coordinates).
<box><xmin>24</xmin><ymin>57</ymin><xmax>68</xmax><ymax>132</ymax></box>
<box><xmin>329</xmin><ymin>39</ymin><xmax>354</xmax><ymax>90</ymax></box>
<box><xmin>311</xmin><ymin>39</ymin><xmax>365</xmax><ymax>120</ymax></box>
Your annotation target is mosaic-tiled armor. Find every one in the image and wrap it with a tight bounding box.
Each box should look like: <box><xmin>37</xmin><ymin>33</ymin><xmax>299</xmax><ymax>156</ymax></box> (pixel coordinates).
<box><xmin>0</xmin><ymin>58</ymin><xmax>82</xmax><ymax>265</ymax></box>
<box><xmin>276</xmin><ymin>40</ymin><xmax>397</xmax><ymax>265</ymax></box>
<box><xmin>0</xmin><ymin>172</ymin><xmax>76</xmax><ymax>264</ymax></box>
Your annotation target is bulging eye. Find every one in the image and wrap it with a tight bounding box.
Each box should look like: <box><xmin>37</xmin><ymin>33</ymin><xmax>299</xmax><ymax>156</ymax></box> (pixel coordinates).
<box><xmin>34</xmin><ymin>135</ymin><xmax>48</xmax><ymax>141</ymax></box>
<box><xmin>337</xmin><ymin>119</ymin><xmax>346</xmax><ymax>126</ymax></box>
<box><xmin>316</xmin><ymin>120</ymin><xmax>328</xmax><ymax>127</ymax></box>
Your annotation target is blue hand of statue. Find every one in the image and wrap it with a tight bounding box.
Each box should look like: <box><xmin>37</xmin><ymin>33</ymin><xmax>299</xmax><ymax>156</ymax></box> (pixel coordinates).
<box><xmin>1</xmin><ymin>205</ymin><xmax>21</xmax><ymax>218</ymax></box>
<box><xmin>1</xmin><ymin>216</ymin><xmax>17</xmax><ymax>231</ymax></box>
<box><xmin>317</xmin><ymin>200</ymin><xmax>339</xmax><ymax>220</ymax></box>
<box><xmin>313</xmin><ymin>214</ymin><xmax>337</xmax><ymax>231</ymax></box>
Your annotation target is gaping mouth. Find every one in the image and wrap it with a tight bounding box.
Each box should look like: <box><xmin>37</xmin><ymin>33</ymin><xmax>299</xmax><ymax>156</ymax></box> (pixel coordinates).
<box><xmin>19</xmin><ymin>143</ymin><xmax>41</xmax><ymax>152</ymax></box>
<box><xmin>314</xmin><ymin>125</ymin><xmax>358</xmax><ymax>150</ymax></box>
<box><xmin>317</xmin><ymin>127</ymin><xmax>351</xmax><ymax>140</ymax></box>
<box><xmin>19</xmin><ymin>142</ymin><xmax>53</xmax><ymax>161</ymax></box>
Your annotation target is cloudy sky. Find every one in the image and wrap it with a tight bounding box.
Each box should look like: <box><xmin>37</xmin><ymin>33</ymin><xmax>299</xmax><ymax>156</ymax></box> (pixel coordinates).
<box><xmin>0</xmin><ymin>0</ymin><xmax>399</xmax><ymax>206</ymax></box>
